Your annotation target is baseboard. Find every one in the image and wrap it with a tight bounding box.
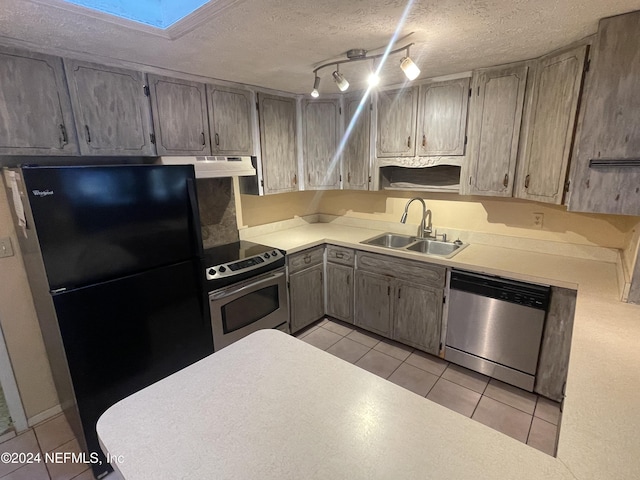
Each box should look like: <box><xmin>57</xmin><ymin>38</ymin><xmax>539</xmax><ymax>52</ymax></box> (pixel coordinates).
<box><xmin>27</xmin><ymin>404</ymin><xmax>62</xmax><ymax>427</ymax></box>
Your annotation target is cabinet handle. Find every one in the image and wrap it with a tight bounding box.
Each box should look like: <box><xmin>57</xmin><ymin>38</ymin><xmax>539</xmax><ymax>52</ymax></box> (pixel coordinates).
<box><xmin>398</xmin><ymin>288</ymin><xmax>401</xmax><ymax>299</ymax></box>
<box><xmin>422</xmin><ymin>134</ymin><xmax>426</xmax><ymax>147</ymax></box>
<box><xmin>346</xmin><ymin>275</ymin><xmax>350</xmax><ymax>286</ymax></box>
<box><xmin>84</xmin><ymin>125</ymin><xmax>91</xmax><ymax>143</ymax></box>
<box><xmin>293</xmin><ymin>174</ymin><xmax>297</xmax><ymax>185</ymax></box>
<box><xmin>407</xmin><ymin>136</ymin><xmax>411</xmax><ymax>148</ymax></box>
<box><xmin>503</xmin><ymin>173</ymin><xmax>509</xmax><ymax>188</ymax></box>
<box><xmin>59</xmin><ymin>124</ymin><xmax>68</xmax><ymax>147</ymax></box>
<box><xmin>524</xmin><ymin>174</ymin><xmax>530</xmax><ymax>189</ymax></box>
<box><xmin>304</xmin><ymin>255</ymin><xmax>311</xmax><ymax>264</ymax></box>
<box><xmin>200</xmin><ymin>132</ymin><xmax>206</xmax><ymax>145</ymax></box>
<box><xmin>347</xmin><ymin>172</ymin><xmax>351</xmax><ymax>184</ymax></box>
<box><xmin>308</xmin><ymin>173</ymin><xmax>311</xmax><ymax>183</ymax></box>
<box><xmin>387</xmin><ymin>286</ymin><xmax>390</xmax><ymax>296</ymax></box>
<box><xmin>215</xmin><ymin>133</ymin><xmax>220</xmax><ymax>146</ymax></box>
<box><xmin>336</xmin><ymin>253</ymin><xmax>344</xmax><ymax>259</ymax></box>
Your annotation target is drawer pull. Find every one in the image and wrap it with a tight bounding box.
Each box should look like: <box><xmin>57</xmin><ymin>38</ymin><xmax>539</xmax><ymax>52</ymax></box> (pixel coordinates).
<box><xmin>304</xmin><ymin>255</ymin><xmax>311</xmax><ymax>264</ymax></box>
<box><xmin>336</xmin><ymin>253</ymin><xmax>344</xmax><ymax>259</ymax></box>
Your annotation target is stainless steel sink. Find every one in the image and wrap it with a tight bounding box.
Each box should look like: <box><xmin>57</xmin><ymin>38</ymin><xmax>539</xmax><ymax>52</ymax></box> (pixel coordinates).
<box><xmin>405</xmin><ymin>239</ymin><xmax>467</xmax><ymax>258</ymax></box>
<box><xmin>361</xmin><ymin>232</ymin><xmax>468</xmax><ymax>258</ymax></box>
<box><xmin>361</xmin><ymin>233</ymin><xmax>418</xmax><ymax>249</ymax></box>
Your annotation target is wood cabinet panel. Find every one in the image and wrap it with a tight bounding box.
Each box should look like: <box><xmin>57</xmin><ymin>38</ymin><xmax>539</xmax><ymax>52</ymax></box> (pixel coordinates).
<box><xmin>343</xmin><ymin>94</ymin><xmax>370</xmax><ymax>190</ymax></box>
<box><xmin>302</xmin><ymin>99</ymin><xmax>340</xmax><ymax>189</ymax></box>
<box><xmin>326</xmin><ymin>245</ymin><xmax>355</xmax><ymax>266</ymax></box>
<box><xmin>569</xmin><ymin>11</ymin><xmax>640</xmax><ymax>215</ymax></box>
<box><xmin>417</xmin><ymin>78</ymin><xmax>470</xmax><ymax>156</ymax></box>
<box><xmin>466</xmin><ymin>64</ymin><xmax>528</xmax><ymax>196</ymax></box>
<box><xmin>356</xmin><ymin>251</ymin><xmax>446</xmax><ymax>288</ymax></box>
<box><xmin>516</xmin><ymin>46</ymin><xmax>587</xmax><ymax>204</ymax></box>
<box><xmin>64</xmin><ymin>59</ymin><xmax>155</xmax><ymax>156</ymax></box>
<box><xmin>326</xmin><ymin>263</ymin><xmax>353</xmax><ymax>322</ymax></box>
<box><xmin>354</xmin><ymin>270</ymin><xmax>392</xmax><ymax>337</ymax></box>
<box><xmin>535</xmin><ymin>287</ymin><xmax>577</xmax><ymax>401</ymax></box>
<box><xmin>393</xmin><ymin>281</ymin><xmax>443</xmax><ymax>355</ymax></box>
<box><xmin>290</xmin><ymin>264</ymin><xmax>324</xmax><ymax>333</ymax></box>
<box><xmin>376</xmin><ymin>88</ymin><xmax>417</xmax><ymax>157</ymax></box>
<box><xmin>258</xmin><ymin>93</ymin><xmax>298</xmax><ymax>194</ymax></box>
<box><xmin>0</xmin><ymin>47</ymin><xmax>78</xmax><ymax>155</ymax></box>
<box><xmin>288</xmin><ymin>246</ymin><xmax>324</xmax><ymax>274</ymax></box>
<box><xmin>148</xmin><ymin>74</ymin><xmax>210</xmax><ymax>155</ymax></box>
<box><xmin>208</xmin><ymin>85</ymin><xmax>253</xmax><ymax>156</ymax></box>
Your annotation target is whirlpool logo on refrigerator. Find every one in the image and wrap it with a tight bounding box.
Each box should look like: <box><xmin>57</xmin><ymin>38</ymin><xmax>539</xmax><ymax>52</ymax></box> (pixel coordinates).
<box><xmin>32</xmin><ymin>190</ymin><xmax>54</xmax><ymax>197</ymax></box>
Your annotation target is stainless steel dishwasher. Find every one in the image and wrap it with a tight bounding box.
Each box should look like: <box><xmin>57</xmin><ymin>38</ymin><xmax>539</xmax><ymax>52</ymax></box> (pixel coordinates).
<box><xmin>445</xmin><ymin>270</ymin><xmax>550</xmax><ymax>391</ymax></box>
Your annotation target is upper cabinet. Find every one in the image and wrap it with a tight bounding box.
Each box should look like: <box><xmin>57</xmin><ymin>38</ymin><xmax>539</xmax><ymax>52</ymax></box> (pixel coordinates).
<box><xmin>148</xmin><ymin>74</ymin><xmax>210</xmax><ymax>155</ymax></box>
<box><xmin>257</xmin><ymin>93</ymin><xmax>298</xmax><ymax>195</ymax></box>
<box><xmin>302</xmin><ymin>99</ymin><xmax>340</xmax><ymax>190</ymax></box>
<box><xmin>465</xmin><ymin>64</ymin><xmax>528</xmax><ymax>196</ymax></box>
<box><xmin>0</xmin><ymin>47</ymin><xmax>78</xmax><ymax>155</ymax></box>
<box><xmin>515</xmin><ymin>46</ymin><xmax>587</xmax><ymax>204</ymax></box>
<box><xmin>376</xmin><ymin>87</ymin><xmax>417</xmax><ymax>157</ymax></box>
<box><xmin>343</xmin><ymin>93</ymin><xmax>371</xmax><ymax>190</ymax></box>
<box><xmin>416</xmin><ymin>78</ymin><xmax>470</xmax><ymax>156</ymax></box>
<box><xmin>64</xmin><ymin>60</ymin><xmax>155</xmax><ymax>156</ymax></box>
<box><xmin>569</xmin><ymin>11</ymin><xmax>640</xmax><ymax>215</ymax></box>
<box><xmin>207</xmin><ymin>85</ymin><xmax>253</xmax><ymax>156</ymax></box>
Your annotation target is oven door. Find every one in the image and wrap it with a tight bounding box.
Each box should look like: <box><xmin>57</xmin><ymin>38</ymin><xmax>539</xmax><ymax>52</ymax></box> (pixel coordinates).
<box><xmin>209</xmin><ymin>267</ymin><xmax>289</xmax><ymax>351</ymax></box>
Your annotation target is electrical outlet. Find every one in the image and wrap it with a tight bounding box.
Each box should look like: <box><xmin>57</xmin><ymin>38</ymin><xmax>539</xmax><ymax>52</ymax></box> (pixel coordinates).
<box><xmin>533</xmin><ymin>213</ymin><xmax>544</xmax><ymax>229</ymax></box>
<box><xmin>0</xmin><ymin>237</ymin><xmax>14</xmax><ymax>258</ymax></box>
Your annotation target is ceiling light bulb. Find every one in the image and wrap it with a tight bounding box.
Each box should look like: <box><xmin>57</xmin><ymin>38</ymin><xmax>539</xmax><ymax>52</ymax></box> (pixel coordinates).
<box><xmin>311</xmin><ymin>89</ymin><xmax>319</xmax><ymax>98</ymax></box>
<box><xmin>311</xmin><ymin>76</ymin><xmax>321</xmax><ymax>97</ymax></box>
<box><xmin>367</xmin><ymin>72</ymin><xmax>380</xmax><ymax>87</ymax></box>
<box><xmin>332</xmin><ymin>70</ymin><xmax>350</xmax><ymax>92</ymax></box>
<box><xmin>400</xmin><ymin>56</ymin><xmax>420</xmax><ymax>80</ymax></box>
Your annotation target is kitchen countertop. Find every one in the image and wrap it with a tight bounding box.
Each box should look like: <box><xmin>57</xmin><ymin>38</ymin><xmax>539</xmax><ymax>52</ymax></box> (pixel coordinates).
<box><xmin>98</xmin><ymin>221</ymin><xmax>640</xmax><ymax>479</ymax></box>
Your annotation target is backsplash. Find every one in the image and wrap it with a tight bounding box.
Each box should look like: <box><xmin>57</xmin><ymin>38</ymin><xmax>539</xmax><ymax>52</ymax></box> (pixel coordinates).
<box><xmin>197</xmin><ymin>178</ymin><xmax>239</xmax><ymax>249</ymax></box>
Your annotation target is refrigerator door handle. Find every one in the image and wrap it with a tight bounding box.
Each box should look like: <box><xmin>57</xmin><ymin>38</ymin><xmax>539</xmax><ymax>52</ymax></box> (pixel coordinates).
<box><xmin>186</xmin><ymin>178</ymin><xmax>204</xmax><ymax>257</ymax></box>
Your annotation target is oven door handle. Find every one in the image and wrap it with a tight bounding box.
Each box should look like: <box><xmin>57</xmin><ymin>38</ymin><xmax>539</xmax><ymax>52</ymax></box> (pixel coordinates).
<box><xmin>209</xmin><ymin>271</ymin><xmax>285</xmax><ymax>301</ymax></box>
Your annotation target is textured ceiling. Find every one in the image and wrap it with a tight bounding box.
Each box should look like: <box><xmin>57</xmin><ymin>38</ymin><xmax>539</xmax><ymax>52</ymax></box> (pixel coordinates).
<box><xmin>1</xmin><ymin>0</ymin><xmax>640</xmax><ymax>94</ymax></box>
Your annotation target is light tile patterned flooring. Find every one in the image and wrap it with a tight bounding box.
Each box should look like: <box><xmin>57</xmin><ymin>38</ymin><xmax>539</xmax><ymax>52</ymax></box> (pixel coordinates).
<box><xmin>296</xmin><ymin>317</ymin><xmax>562</xmax><ymax>456</ymax></box>
<box><xmin>0</xmin><ymin>414</ymin><xmax>123</xmax><ymax>480</ymax></box>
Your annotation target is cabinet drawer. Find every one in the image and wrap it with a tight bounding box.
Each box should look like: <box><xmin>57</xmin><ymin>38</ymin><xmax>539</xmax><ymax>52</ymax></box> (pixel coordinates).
<box><xmin>326</xmin><ymin>245</ymin><xmax>355</xmax><ymax>266</ymax></box>
<box><xmin>356</xmin><ymin>251</ymin><xmax>446</xmax><ymax>288</ymax></box>
<box><xmin>288</xmin><ymin>246</ymin><xmax>324</xmax><ymax>274</ymax></box>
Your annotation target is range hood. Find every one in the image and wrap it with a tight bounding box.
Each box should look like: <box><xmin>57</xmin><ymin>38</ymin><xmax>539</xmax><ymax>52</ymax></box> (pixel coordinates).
<box><xmin>156</xmin><ymin>156</ymin><xmax>256</xmax><ymax>178</ymax></box>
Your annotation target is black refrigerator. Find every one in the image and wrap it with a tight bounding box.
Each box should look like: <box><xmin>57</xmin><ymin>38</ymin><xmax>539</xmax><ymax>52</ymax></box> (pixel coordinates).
<box><xmin>7</xmin><ymin>164</ymin><xmax>213</xmax><ymax>478</ymax></box>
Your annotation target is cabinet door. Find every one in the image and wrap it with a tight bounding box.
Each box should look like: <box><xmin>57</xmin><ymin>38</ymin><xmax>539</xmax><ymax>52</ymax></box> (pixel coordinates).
<box><xmin>148</xmin><ymin>74</ymin><xmax>210</xmax><ymax>155</ymax></box>
<box><xmin>208</xmin><ymin>85</ymin><xmax>253</xmax><ymax>156</ymax></box>
<box><xmin>393</xmin><ymin>281</ymin><xmax>443</xmax><ymax>356</ymax></box>
<box><xmin>569</xmin><ymin>12</ymin><xmax>640</xmax><ymax>215</ymax></box>
<box><xmin>258</xmin><ymin>93</ymin><xmax>298</xmax><ymax>194</ymax></box>
<box><xmin>466</xmin><ymin>65</ymin><xmax>528</xmax><ymax>196</ymax></box>
<box><xmin>376</xmin><ymin>87</ymin><xmax>417</xmax><ymax>157</ymax></box>
<box><xmin>302</xmin><ymin>99</ymin><xmax>340</xmax><ymax>189</ymax></box>
<box><xmin>343</xmin><ymin>94</ymin><xmax>371</xmax><ymax>190</ymax></box>
<box><xmin>0</xmin><ymin>47</ymin><xmax>77</xmax><ymax>155</ymax></box>
<box><xmin>354</xmin><ymin>270</ymin><xmax>392</xmax><ymax>337</ymax></box>
<box><xmin>64</xmin><ymin>60</ymin><xmax>155</xmax><ymax>156</ymax></box>
<box><xmin>516</xmin><ymin>46</ymin><xmax>587</xmax><ymax>204</ymax></box>
<box><xmin>326</xmin><ymin>263</ymin><xmax>353</xmax><ymax>323</ymax></box>
<box><xmin>417</xmin><ymin>78</ymin><xmax>470</xmax><ymax>156</ymax></box>
<box><xmin>290</xmin><ymin>265</ymin><xmax>324</xmax><ymax>333</ymax></box>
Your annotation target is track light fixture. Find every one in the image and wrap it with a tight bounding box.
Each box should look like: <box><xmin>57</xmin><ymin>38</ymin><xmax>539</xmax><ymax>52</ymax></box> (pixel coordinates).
<box><xmin>310</xmin><ymin>42</ymin><xmax>420</xmax><ymax>97</ymax></box>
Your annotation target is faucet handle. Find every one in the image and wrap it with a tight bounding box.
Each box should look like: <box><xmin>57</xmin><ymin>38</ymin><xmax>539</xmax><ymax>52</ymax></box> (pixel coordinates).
<box><xmin>434</xmin><ymin>230</ymin><xmax>447</xmax><ymax>242</ymax></box>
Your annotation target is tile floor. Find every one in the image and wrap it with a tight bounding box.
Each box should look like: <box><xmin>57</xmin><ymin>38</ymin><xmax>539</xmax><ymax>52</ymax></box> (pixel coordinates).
<box><xmin>296</xmin><ymin>317</ymin><xmax>562</xmax><ymax>456</ymax></box>
<box><xmin>0</xmin><ymin>414</ymin><xmax>123</xmax><ymax>480</ymax></box>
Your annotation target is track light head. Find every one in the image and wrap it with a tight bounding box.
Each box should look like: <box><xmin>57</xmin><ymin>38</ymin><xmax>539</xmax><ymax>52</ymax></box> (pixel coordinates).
<box><xmin>311</xmin><ymin>75</ymin><xmax>320</xmax><ymax>97</ymax></box>
<box><xmin>332</xmin><ymin>70</ymin><xmax>349</xmax><ymax>92</ymax></box>
<box><xmin>400</xmin><ymin>55</ymin><xmax>420</xmax><ymax>80</ymax></box>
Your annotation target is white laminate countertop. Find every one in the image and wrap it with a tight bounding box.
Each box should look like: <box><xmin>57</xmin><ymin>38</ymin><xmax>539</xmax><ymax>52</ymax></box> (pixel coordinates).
<box><xmin>98</xmin><ymin>222</ymin><xmax>640</xmax><ymax>479</ymax></box>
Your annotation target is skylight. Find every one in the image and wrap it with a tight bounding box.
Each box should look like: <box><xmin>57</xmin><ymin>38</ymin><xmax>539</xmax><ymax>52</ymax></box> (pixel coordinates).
<box><xmin>63</xmin><ymin>0</ymin><xmax>211</xmax><ymax>29</ymax></box>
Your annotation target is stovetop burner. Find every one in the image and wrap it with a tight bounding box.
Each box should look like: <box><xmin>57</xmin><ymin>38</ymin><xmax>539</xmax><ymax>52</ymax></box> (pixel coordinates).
<box><xmin>203</xmin><ymin>240</ymin><xmax>285</xmax><ymax>289</ymax></box>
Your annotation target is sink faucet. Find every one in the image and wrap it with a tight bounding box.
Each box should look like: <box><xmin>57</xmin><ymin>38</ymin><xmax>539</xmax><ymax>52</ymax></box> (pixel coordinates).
<box><xmin>400</xmin><ymin>198</ymin><xmax>433</xmax><ymax>238</ymax></box>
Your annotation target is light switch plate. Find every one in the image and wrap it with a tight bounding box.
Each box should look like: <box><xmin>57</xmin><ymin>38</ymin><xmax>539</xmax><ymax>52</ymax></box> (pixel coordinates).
<box><xmin>0</xmin><ymin>237</ymin><xmax>14</xmax><ymax>258</ymax></box>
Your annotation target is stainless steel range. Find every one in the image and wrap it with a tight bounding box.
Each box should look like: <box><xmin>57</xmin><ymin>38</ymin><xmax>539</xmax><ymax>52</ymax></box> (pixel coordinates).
<box><xmin>203</xmin><ymin>241</ymin><xmax>289</xmax><ymax>351</ymax></box>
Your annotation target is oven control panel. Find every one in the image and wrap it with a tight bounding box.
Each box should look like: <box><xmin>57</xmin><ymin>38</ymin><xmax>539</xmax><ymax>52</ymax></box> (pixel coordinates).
<box><xmin>205</xmin><ymin>250</ymin><xmax>283</xmax><ymax>280</ymax></box>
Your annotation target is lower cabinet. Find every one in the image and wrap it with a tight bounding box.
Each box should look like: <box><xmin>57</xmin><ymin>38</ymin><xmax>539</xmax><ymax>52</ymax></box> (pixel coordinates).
<box><xmin>326</xmin><ymin>263</ymin><xmax>354</xmax><ymax>322</ymax></box>
<box><xmin>392</xmin><ymin>280</ymin><xmax>443</xmax><ymax>356</ymax></box>
<box><xmin>288</xmin><ymin>246</ymin><xmax>325</xmax><ymax>333</ymax></box>
<box><xmin>354</xmin><ymin>271</ymin><xmax>393</xmax><ymax>337</ymax></box>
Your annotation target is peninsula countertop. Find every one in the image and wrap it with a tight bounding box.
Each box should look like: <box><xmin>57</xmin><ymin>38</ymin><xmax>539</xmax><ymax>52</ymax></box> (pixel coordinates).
<box><xmin>98</xmin><ymin>221</ymin><xmax>640</xmax><ymax>479</ymax></box>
